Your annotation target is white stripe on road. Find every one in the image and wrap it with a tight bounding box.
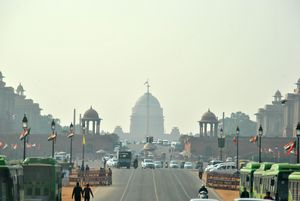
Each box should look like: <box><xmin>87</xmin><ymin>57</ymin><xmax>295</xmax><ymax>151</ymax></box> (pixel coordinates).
<box><xmin>152</xmin><ymin>170</ymin><xmax>160</xmax><ymax>201</ymax></box>
<box><xmin>171</xmin><ymin>170</ymin><xmax>192</xmax><ymax>200</ymax></box>
<box><xmin>119</xmin><ymin>169</ymin><xmax>135</xmax><ymax>201</ymax></box>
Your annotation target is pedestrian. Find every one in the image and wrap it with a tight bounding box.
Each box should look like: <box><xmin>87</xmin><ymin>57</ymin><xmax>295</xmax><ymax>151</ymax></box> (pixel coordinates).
<box><xmin>85</xmin><ymin>164</ymin><xmax>90</xmax><ymax>171</ymax></box>
<box><xmin>72</xmin><ymin>182</ymin><xmax>83</xmax><ymax>201</ymax></box>
<box><xmin>103</xmin><ymin>158</ymin><xmax>107</xmax><ymax>169</ymax></box>
<box><xmin>264</xmin><ymin>191</ymin><xmax>274</xmax><ymax>200</ymax></box>
<box><xmin>82</xmin><ymin>183</ymin><xmax>94</xmax><ymax>201</ymax></box>
<box><xmin>240</xmin><ymin>187</ymin><xmax>250</xmax><ymax>198</ymax></box>
<box><xmin>108</xmin><ymin>168</ymin><xmax>112</xmax><ymax>185</ymax></box>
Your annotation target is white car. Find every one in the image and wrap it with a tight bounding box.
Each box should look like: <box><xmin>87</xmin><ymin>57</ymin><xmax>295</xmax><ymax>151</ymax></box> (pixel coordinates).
<box><xmin>209</xmin><ymin>162</ymin><xmax>237</xmax><ymax>173</ymax></box>
<box><xmin>205</xmin><ymin>160</ymin><xmax>223</xmax><ymax>171</ymax></box>
<box><xmin>190</xmin><ymin>199</ymin><xmax>219</xmax><ymax>201</ymax></box>
<box><xmin>107</xmin><ymin>158</ymin><xmax>118</xmax><ymax>167</ymax></box>
<box><xmin>154</xmin><ymin>161</ymin><xmax>163</xmax><ymax>168</ymax></box>
<box><xmin>141</xmin><ymin>159</ymin><xmax>155</xmax><ymax>169</ymax></box>
<box><xmin>184</xmin><ymin>162</ymin><xmax>193</xmax><ymax>169</ymax></box>
<box><xmin>169</xmin><ymin>160</ymin><xmax>180</xmax><ymax>168</ymax></box>
<box><xmin>234</xmin><ymin>199</ymin><xmax>269</xmax><ymax>201</ymax></box>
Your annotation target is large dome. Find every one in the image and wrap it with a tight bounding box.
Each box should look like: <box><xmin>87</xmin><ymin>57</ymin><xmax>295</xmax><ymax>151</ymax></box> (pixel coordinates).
<box><xmin>200</xmin><ymin>109</ymin><xmax>217</xmax><ymax>122</ymax></box>
<box><xmin>83</xmin><ymin>106</ymin><xmax>100</xmax><ymax>119</ymax></box>
<box><xmin>135</xmin><ymin>93</ymin><xmax>161</xmax><ymax>107</ymax></box>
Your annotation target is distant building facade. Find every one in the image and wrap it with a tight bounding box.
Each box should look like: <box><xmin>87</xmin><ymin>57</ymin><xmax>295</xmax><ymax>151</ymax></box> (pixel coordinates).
<box><xmin>130</xmin><ymin>89</ymin><xmax>164</xmax><ymax>140</ymax></box>
<box><xmin>0</xmin><ymin>72</ymin><xmax>61</xmax><ymax>135</ymax></box>
<box><xmin>255</xmin><ymin>78</ymin><xmax>300</xmax><ymax>137</ymax></box>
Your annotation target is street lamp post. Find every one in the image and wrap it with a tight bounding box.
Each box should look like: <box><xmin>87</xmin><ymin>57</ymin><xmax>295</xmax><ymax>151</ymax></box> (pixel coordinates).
<box><xmin>296</xmin><ymin>122</ymin><xmax>300</xmax><ymax>163</ymax></box>
<box><xmin>236</xmin><ymin>127</ymin><xmax>239</xmax><ymax>171</ymax></box>
<box><xmin>22</xmin><ymin>115</ymin><xmax>28</xmax><ymax>161</ymax></box>
<box><xmin>69</xmin><ymin>123</ymin><xmax>74</xmax><ymax>167</ymax></box>
<box><xmin>82</xmin><ymin>121</ymin><xmax>86</xmax><ymax>169</ymax></box>
<box><xmin>258</xmin><ymin>125</ymin><xmax>263</xmax><ymax>163</ymax></box>
<box><xmin>51</xmin><ymin>119</ymin><xmax>55</xmax><ymax>158</ymax></box>
<box><xmin>218</xmin><ymin>128</ymin><xmax>225</xmax><ymax>161</ymax></box>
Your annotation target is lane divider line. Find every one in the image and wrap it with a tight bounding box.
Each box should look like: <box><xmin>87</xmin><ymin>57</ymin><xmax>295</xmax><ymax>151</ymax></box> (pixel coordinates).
<box><xmin>171</xmin><ymin>170</ymin><xmax>191</xmax><ymax>200</ymax></box>
<box><xmin>119</xmin><ymin>169</ymin><xmax>135</xmax><ymax>201</ymax></box>
<box><xmin>152</xmin><ymin>170</ymin><xmax>160</xmax><ymax>201</ymax></box>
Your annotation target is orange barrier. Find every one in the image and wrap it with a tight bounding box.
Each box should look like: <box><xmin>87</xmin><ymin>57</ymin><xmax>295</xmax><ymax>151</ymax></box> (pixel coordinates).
<box><xmin>69</xmin><ymin>169</ymin><xmax>111</xmax><ymax>186</ymax></box>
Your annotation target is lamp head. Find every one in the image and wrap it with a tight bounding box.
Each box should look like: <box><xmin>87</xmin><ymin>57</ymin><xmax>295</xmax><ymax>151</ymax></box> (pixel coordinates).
<box><xmin>236</xmin><ymin>126</ymin><xmax>240</xmax><ymax>135</ymax></box>
<box><xmin>22</xmin><ymin>114</ymin><xmax>28</xmax><ymax>129</ymax></box>
<box><xmin>258</xmin><ymin>125</ymin><xmax>263</xmax><ymax>136</ymax></box>
<box><xmin>296</xmin><ymin>122</ymin><xmax>300</xmax><ymax>137</ymax></box>
<box><xmin>51</xmin><ymin>119</ymin><xmax>55</xmax><ymax>131</ymax></box>
<box><xmin>70</xmin><ymin>123</ymin><xmax>74</xmax><ymax>131</ymax></box>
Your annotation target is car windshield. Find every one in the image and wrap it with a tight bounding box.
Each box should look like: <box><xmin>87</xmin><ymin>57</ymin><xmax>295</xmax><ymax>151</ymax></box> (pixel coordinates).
<box><xmin>1</xmin><ymin>1</ymin><xmax>296</xmax><ymax>201</ymax></box>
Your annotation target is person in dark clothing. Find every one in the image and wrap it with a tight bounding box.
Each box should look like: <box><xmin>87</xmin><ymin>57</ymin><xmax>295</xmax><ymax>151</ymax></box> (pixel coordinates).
<box><xmin>198</xmin><ymin>184</ymin><xmax>208</xmax><ymax>194</ymax></box>
<box><xmin>82</xmin><ymin>183</ymin><xmax>94</xmax><ymax>201</ymax></box>
<box><xmin>85</xmin><ymin>164</ymin><xmax>90</xmax><ymax>171</ymax></box>
<box><xmin>264</xmin><ymin>191</ymin><xmax>274</xmax><ymax>200</ymax></box>
<box><xmin>108</xmin><ymin>168</ymin><xmax>112</xmax><ymax>185</ymax></box>
<box><xmin>240</xmin><ymin>187</ymin><xmax>250</xmax><ymax>198</ymax></box>
<box><xmin>72</xmin><ymin>182</ymin><xmax>83</xmax><ymax>201</ymax></box>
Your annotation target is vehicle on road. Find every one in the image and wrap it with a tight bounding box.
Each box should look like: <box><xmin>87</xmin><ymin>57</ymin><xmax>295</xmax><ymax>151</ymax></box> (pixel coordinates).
<box><xmin>23</xmin><ymin>157</ymin><xmax>62</xmax><ymax>201</ymax></box>
<box><xmin>233</xmin><ymin>199</ymin><xmax>269</xmax><ymax>201</ymax></box>
<box><xmin>239</xmin><ymin>162</ymin><xmax>261</xmax><ymax>198</ymax></box>
<box><xmin>205</xmin><ymin>160</ymin><xmax>223</xmax><ymax>171</ymax></box>
<box><xmin>141</xmin><ymin>159</ymin><xmax>155</xmax><ymax>169</ymax></box>
<box><xmin>117</xmin><ymin>151</ymin><xmax>132</xmax><ymax>169</ymax></box>
<box><xmin>190</xmin><ymin>199</ymin><xmax>219</xmax><ymax>201</ymax></box>
<box><xmin>184</xmin><ymin>162</ymin><xmax>193</xmax><ymax>169</ymax></box>
<box><xmin>208</xmin><ymin>162</ymin><xmax>237</xmax><ymax>173</ymax></box>
<box><xmin>107</xmin><ymin>158</ymin><xmax>118</xmax><ymax>167</ymax></box>
<box><xmin>154</xmin><ymin>161</ymin><xmax>163</xmax><ymax>168</ymax></box>
<box><xmin>288</xmin><ymin>171</ymin><xmax>300</xmax><ymax>201</ymax></box>
<box><xmin>169</xmin><ymin>160</ymin><xmax>180</xmax><ymax>168</ymax></box>
<box><xmin>0</xmin><ymin>156</ymin><xmax>24</xmax><ymax>201</ymax></box>
<box><xmin>198</xmin><ymin>191</ymin><xmax>208</xmax><ymax>199</ymax></box>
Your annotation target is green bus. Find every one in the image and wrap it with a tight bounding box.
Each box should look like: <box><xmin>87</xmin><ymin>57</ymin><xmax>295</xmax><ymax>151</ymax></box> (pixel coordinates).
<box><xmin>22</xmin><ymin>157</ymin><xmax>62</xmax><ymax>201</ymax></box>
<box><xmin>260</xmin><ymin>163</ymin><xmax>300</xmax><ymax>201</ymax></box>
<box><xmin>239</xmin><ymin>162</ymin><xmax>261</xmax><ymax>197</ymax></box>
<box><xmin>288</xmin><ymin>171</ymin><xmax>300</xmax><ymax>201</ymax></box>
<box><xmin>252</xmin><ymin>162</ymin><xmax>274</xmax><ymax>198</ymax></box>
<box><xmin>0</xmin><ymin>156</ymin><xmax>24</xmax><ymax>201</ymax></box>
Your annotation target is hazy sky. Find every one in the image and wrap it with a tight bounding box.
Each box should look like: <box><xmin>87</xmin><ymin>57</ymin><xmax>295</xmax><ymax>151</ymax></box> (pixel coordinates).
<box><xmin>0</xmin><ymin>0</ymin><xmax>300</xmax><ymax>134</ymax></box>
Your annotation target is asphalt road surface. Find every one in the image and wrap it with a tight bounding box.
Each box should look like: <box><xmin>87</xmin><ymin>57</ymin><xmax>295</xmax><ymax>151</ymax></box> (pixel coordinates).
<box><xmin>92</xmin><ymin>168</ymin><xmax>222</xmax><ymax>201</ymax></box>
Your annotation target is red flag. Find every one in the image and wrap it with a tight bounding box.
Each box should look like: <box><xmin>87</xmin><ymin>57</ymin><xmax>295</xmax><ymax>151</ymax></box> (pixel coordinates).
<box><xmin>11</xmin><ymin>144</ymin><xmax>18</xmax><ymax>150</ymax></box>
<box><xmin>19</xmin><ymin>128</ymin><xmax>30</xmax><ymax>140</ymax></box>
<box><xmin>233</xmin><ymin>137</ymin><xmax>237</xmax><ymax>145</ymax></box>
<box><xmin>285</xmin><ymin>141</ymin><xmax>296</xmax><ymax>155</ymax></box>
<box><xmin>26</xmin><ymin>143</ymin><xmax>32</xmax><ymax>148</ymax></box>
<box><xmin>0</xmin><ymin>141</ymin><xmax>3</xmax><ymax>148</ymax></box>
<box><xmin>2</xmin><ymin>144</ymin><xmax>7</xmax><ymax>150</ymax></box>
<box><xmin>249</xmin><ymin>136</ymin><xmax>258</xmax><ymax>143</ymax></box>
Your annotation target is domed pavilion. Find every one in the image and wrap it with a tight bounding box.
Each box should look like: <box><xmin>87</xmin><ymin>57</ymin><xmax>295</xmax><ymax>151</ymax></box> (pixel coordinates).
<box><xmin>198</xmin><ymin>109</ymin><xmax>218</xmax><ymax>137</ymax></box>
<box><xmin>82</xmin><ymin>106</ymin><xmax>102</xmax><ymax>134</ymax></box>
<box><xmin>130</xmin><ymin>86</ymin><xmax>164</xmax><ymax>140</ymax></box>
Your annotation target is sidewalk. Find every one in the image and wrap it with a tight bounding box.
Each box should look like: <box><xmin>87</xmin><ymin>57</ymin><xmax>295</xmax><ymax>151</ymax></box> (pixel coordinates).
<box><xmin>214</xmin><ymin>189</ymin><xmax>239</xmax><ymax>201</ymax></box>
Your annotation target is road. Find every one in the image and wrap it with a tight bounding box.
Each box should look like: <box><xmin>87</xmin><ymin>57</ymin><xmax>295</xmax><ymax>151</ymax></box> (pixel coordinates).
<box><xmin>92</xmin><ymin>168</ymin><xmax>222</xmax><ymax>201</ymax></box>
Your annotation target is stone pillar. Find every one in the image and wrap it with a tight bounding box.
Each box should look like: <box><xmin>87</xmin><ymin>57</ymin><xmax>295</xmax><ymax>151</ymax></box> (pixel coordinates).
<box><xmin>204</xmin><ymin>123</ymin><xmax>207</xmax><ymax>136</ymax></box>
<box><xmin>214</xmin><ymin>123</ymin><xmax>218</xmax><ymax>137</ymax></box>
<box><xmin>87</xmin><ymin>120</ymin><xmax>90</xmax><ymax>135</ymax></box>
<box><xmin>92</xmin><ymin>121</ymin><xmax>95</xmax><ymax>134</ymax></box>
<box><xmin>210</xmin><ymin>123</ymin><xmax>213</xmax><ymax>137</ymax></box>
<box><xmin>96</xmin><ymin>121</ymin><xmax>100</xmax><ymax>134</ymax></box>
<box><xmin>199</xmin><ymin>122</ymin><xmax>203</xmax><ymax>136</ymax></box>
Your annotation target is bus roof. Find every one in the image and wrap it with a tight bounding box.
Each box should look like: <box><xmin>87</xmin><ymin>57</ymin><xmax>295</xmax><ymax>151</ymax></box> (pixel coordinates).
<box><xmin>23</xmin><ymin>157</ymin><xmax>57</xmax><ymax>165</ymax></box>
<box><xmin>289</xmin><ymin>172</ymin><xmax>300</xmax><ymax>180</ymax></box>
<box><xmin>0</xmin><ymin>157</ymin><xmax>7</xmax><ymax>166</ymax></box>
<box><xmin>263</xmin><ymin>163</ymin><xmax>300</xmax><ymax>176</ymax></box>
<box><xmin>240</xmin><ymin>162</ymin><xmax>261</xmax><ymax>173</ymax></box>
<box><xmin>253</xmin><ymin>162</ymin><xmax>274</xmax><ymax>175</ymax></box>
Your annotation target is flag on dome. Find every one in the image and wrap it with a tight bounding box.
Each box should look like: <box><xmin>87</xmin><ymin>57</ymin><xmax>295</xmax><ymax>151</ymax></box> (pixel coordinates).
<box><xmin>19</xmin><ymin>128</ymin><xmax>30</xmax><ymax>140</ymax></box>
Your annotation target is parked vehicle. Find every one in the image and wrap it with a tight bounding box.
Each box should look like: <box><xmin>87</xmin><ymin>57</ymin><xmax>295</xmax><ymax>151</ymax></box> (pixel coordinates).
<box><xmin>107</xmin><ymin>158</ymin><xmax>118</xmax><ymax>167</ymax></box>
<box><xmin>154</xmin><ymin>161</ymin><xmax>163</xmax><ymax>168</ymax></box>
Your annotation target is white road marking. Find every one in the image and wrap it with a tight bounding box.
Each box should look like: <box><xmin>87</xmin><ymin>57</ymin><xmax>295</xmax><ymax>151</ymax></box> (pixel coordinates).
<box><xmin>119</xmin><ymin>169</ymin><xmax>135</xmax><ymax>201</ymax></box>
<box><xmin>171</xmin><ymin>170</ymin><xmax>192</xmax><ymax>200</ymax></box>
<box><xmin>152</xmin><ymin>170</ymin><xmax>160</xmax><ymax>201</ymax></box>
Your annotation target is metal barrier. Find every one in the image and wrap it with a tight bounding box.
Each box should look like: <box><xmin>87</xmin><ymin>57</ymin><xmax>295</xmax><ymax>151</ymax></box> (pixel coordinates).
<box><xmin>205</xmin><ymin>172</ymin><xmax>240</xmax><ymax>190</ymax></box>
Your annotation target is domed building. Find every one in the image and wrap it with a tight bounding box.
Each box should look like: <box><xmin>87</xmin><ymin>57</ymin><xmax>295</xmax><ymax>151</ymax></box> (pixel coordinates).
<box><xmin>82</xmin><ymin>106</ymin><xmax>102</xmax><ymax>134</ymax></box>
<box><xmin>130</xmin><ymin>89</ymin><xmax>164</xmax><ymax>140</ymax></box>
<box><xmin>198</xmin><ymin>109</ymin><xmax>218</xmax><ymax>137</ymax></box>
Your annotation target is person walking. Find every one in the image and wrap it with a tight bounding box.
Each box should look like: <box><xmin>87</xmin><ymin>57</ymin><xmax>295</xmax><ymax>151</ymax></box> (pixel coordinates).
<box><xmin>240</xmin><ymin>187</ymin><xmax>250</xmax><ymax>198</ymax></box>
<box><xmin>264</xmin><ymin>191</ymin><xmax>274</xmax><ymax>200</ymax></box>
<box><xmin>108</xmin><ymin>168</ymin><xmax>112</xmax><ymax>185</ymax></box>
<box><xmin>82</xmin><ymin>183</ymin><xmax>94</xmax><ymax>201</ymax></box>
<box><xmin>72</xmin><ymin>182</ymin><xmax>83</xmax><ymax>201</ymax></box>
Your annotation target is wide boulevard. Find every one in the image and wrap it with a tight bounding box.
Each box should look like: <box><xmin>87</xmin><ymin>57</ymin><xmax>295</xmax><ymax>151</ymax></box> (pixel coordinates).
<box><xmin>92</xmin><ymin>168</ymin><xmax>222</xmax><ymax>201</ymax></box>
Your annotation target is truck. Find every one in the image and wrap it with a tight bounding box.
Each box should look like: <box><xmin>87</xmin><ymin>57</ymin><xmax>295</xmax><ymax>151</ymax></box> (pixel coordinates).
<box><xmin>117</xmin><ymin>151</ymin><xmax>132</xmax><ymax>169</ymax></box>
